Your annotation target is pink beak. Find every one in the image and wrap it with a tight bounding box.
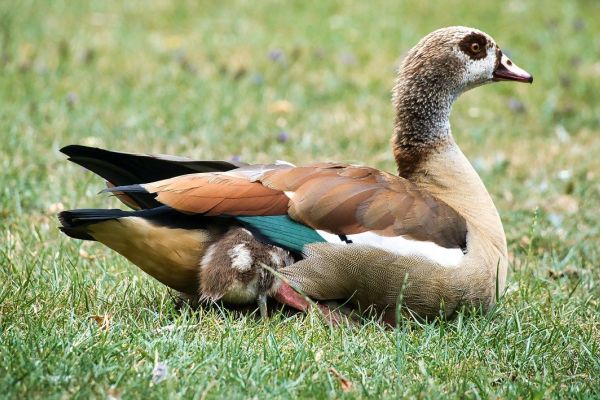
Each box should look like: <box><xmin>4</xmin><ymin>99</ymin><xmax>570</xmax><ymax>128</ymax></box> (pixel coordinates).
<box><xmin>493</xmin><ymin>50</ymin><xmax>533</xmax><ymax>83</ymax></box>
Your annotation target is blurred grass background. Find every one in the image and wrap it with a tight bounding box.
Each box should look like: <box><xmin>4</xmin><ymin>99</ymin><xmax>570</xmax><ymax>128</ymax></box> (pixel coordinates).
<box><xmin>1</xmin><ymin>0</ymin><xmax>598</xmax><ymax>398</ymax></box>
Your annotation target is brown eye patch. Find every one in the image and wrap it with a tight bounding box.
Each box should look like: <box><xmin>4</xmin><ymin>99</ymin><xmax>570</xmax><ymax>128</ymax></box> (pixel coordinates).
<box><xmin>458</xmin><ymin>32</ymin><xmax>488</xmax><ymax>60</ymax></box>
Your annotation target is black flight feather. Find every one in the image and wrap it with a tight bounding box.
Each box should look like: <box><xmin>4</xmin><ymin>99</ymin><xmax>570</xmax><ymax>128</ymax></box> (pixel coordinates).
<box><xmin>58</xmin><ymin>206</ymin><xmax>226</xmax><ymax>241</ymax></box>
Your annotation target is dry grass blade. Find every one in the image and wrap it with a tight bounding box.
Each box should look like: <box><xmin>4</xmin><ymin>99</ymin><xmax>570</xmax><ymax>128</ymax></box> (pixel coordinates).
<box><xmin>90</xmin><ymin>314</ymin><xmax>112</xmax><ymax>331</ymax></box>
<box><xmin>329</xmin><ymin>367</ymin><xmax>353</xmax><ymax>392</ymax></box>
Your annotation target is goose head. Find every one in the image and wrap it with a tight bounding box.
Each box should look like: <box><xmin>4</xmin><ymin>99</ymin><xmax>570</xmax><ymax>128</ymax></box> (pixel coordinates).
<box><xmin>392</xmin><ymin>26</ymin><xmax>532</xmax><ymax>177</ymax></box>
<box><xmin>396</xmin><ymin>26</ymin><xmax>532</xmax><ymax>99</ymax></box>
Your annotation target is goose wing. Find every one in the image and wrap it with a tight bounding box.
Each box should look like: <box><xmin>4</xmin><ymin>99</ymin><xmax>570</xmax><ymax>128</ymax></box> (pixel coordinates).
<box><xmin>108</xmin><ymin>163</ymin><xmax>467</xmax><ymax>249</ymax></box>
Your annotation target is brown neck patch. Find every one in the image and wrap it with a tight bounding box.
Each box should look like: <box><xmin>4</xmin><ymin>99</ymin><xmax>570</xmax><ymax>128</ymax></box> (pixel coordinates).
<box><xmin>393</xmin><ymin>142</ymin><xmax>431</xmax><ymax>179</ymax></box>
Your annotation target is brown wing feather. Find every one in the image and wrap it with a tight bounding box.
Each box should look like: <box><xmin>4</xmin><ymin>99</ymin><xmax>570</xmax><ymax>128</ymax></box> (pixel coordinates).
<box><xmin>142</xmin><ymin>172</ymin><xmax>289</xmax><ymax>215</ymax></box>
<box><xmin>261</xmin><ymin>164</ymin><xmax>467</xmax><ymax>249</ymax></box>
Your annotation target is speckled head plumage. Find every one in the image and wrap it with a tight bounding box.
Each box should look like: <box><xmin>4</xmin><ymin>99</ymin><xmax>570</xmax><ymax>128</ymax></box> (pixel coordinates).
<box><xmin>397</xmin><ymin>26</ymin><xmax>531</xmax><ymax>95</ymax></box>
<box><xmin>392</xmin><ymin>26</ymin><xmax>532</xmax><ymax>177</ymax></box>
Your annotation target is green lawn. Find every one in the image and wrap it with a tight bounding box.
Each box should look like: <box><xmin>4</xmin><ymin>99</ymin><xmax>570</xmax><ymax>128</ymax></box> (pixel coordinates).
<box><xmin>1</xmin><ymin>1</ymin><xmax>599</xmax><ymax>398</ymax></box>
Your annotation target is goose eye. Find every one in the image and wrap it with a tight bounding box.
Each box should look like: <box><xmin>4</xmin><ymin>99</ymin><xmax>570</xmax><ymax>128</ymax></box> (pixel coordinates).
<box><xmin>458</xmin><ymin>33</ymin><xmax>488</xmax><ymax>60</ymax></box>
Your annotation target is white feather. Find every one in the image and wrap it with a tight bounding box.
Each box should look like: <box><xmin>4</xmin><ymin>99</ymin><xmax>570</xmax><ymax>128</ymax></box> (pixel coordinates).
<box><xmin>317</xmin><ymin>230</ymin><xmax>464</xmax><ymax>267</ymax></box>
<box><xmin>275</xmin><ymin>160</ymin><xmax>296</xmax><ymax>166</ymax></box>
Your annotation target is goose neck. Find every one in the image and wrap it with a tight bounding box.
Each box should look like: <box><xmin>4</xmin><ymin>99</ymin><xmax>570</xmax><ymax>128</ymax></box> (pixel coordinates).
<box><xmin>392</xmin><ymin>74</ymin><xmax>458</xmax><ymax>178</ymax></box>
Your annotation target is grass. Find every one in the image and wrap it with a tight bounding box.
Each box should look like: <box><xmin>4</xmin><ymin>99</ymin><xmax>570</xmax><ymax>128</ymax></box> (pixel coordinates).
<box><xmin>1</xmin><ymin>0</ymin><xmax>599</xmax><ymax>398</ymax></box>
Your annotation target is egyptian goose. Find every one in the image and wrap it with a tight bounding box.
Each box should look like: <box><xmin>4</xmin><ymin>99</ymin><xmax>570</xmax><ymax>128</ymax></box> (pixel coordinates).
<box><xmin>59</xmin><ymin>26</ymin><xmax>532</xmax><ymax>322</ymax></box>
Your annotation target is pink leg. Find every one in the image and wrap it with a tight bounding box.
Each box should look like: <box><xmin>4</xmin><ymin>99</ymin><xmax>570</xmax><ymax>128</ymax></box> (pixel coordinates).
<box><xmin>273</xmin><ymin>282</ymin><xmax>310</xmax><ymax>312</ymax></box>
<box><xmin>273</xmin><ymin>282</ymin><xmax>343</xmax><ymax>326</ymax></box>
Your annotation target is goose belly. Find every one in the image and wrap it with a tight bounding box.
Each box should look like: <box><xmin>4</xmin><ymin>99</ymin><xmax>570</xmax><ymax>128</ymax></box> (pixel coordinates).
<box><xmin>316</xmin><ymin>230</ymin><xmax>464</xmax><ymax>267</ymax></box>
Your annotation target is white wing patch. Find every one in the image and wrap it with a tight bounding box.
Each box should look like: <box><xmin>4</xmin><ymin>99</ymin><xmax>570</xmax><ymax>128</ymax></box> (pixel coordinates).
<box><xmin>283</xmin><ymin>191</ymin><xmax>296</xmax><ymax>201</ymax></box>
<box><xmin>316</xmin><ymin>230</ymin><xmax>464</xmax><ymax>268</ymax></box>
